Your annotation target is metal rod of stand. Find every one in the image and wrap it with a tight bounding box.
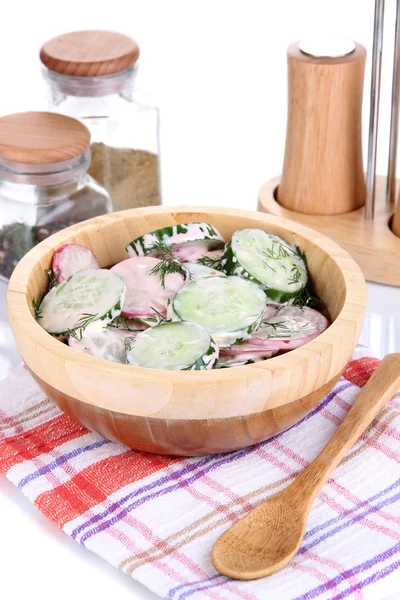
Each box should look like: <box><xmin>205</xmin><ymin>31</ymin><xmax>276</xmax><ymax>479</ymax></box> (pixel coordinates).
<box><xmin>387</xmin><ymin>0</ymin><xmax>400</xmax><ymax>206</ymax></box>
<box><xmin>366</xmin><ymin>0</ymin><xmax>385</xmax><ymax>220</ymax></box>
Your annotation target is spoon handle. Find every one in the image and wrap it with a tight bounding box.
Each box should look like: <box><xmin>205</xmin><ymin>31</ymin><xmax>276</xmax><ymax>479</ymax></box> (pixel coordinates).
<box><xmin>291</xmin><ymin>353</ymin><xmax>400</xmax><ymax>503</ymax></box>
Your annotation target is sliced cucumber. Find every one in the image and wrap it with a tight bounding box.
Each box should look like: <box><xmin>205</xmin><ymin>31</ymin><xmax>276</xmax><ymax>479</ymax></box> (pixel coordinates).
<box><xmin>183</xmin><ymin>262</ymin><xmax>225</xmax><ymax>280</ymax></box>
<box><xmin>125</xmin><ymin>321</ymin><xmax>218</xmax><ymax>371</ymax></box>
<box><xmin>172</xmin><ymin>275</ymin><xmax>267</xmax><ymax>346</ymax></box>
<box><xmin>69</xmin><ymin>325</ymin><xmax>134</xmax><ymax>364</ymax></box>
<box><xmin>38</xmin><ymin>269</ymin><xmax>126</xmax><ymax>335</ymax></box>
<box><xmin>126</xmin><ymin>222</ymin><xmax>225</xmax><ymax>259</ymax></box>
<box><xmin>220</xmin><ymin>229</ymin><xmax>307</xmax><ymax>303</ymax></box>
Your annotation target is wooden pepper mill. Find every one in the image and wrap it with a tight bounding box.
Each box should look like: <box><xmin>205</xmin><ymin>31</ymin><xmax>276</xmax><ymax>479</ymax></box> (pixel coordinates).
<box><xmin>278</xmin><ymin>39</ymin><xmax>366</xmax><ymax>215</ymax></box>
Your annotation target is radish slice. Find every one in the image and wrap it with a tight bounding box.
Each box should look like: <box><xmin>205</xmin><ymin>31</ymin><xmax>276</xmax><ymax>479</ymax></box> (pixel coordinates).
<box><xmin>110</xmin><ymin>257</ymin><xmax>186</xmax><ymax>319</ymax></box>
<box><xmin>262</xmin><ymin>304</ymin><xmax>279</xmax><ymax>321</ymax></box>
<box><xmin>219</xmin><ymin>344</ymin><xmax>277</xmax><ymax>359</ymax></box>
<box><xmin>276</xmin><ymin>306</ymin><xmax>329</xmax><ymax>332</ymax></box>
<box><xmin>52</xmin><ymin>243</ymin><xmax>100</xmax><ymax>283</ymax></box>
<box><xmin>248</xmin><ymin>306</ymin><xmax>329</xmax><ymax>351</ymax></box>
<box><xmin>69</xmin><ymin>325</ymin><xmax>135</xmax><ymax>364</ymax></box>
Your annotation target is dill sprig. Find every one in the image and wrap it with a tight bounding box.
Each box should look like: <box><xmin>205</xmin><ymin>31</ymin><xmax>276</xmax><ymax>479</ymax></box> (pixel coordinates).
<box><xmin>124</xmin><ymin>336</ymin><xmax>137</xmax><ymax>353</ymax></box>
<box><xmin>295</xmin><ymin>245</ymin><xmax>307</xmax><ymax>266</ymax></box>
<box><xmin>291</xmin><ymin>288</ymin><xmax>321</xmax><ymax>309</ymax></box>
<box><xmin>108</xmin><ymin>316</ymin><xmax>135</xmax><ymax>331</ymax></box>
<box><xmin>149</xmin><ymin>306</ymin><xmax>171</xmax><ymax>325</ymax></box>
<box><xmin>32</xmin><ymin>294</ymin><xmax>44</xmax><ymax>319</ymax></box>
<box><xmin>197</xmin><ymin>255</ymin><xmax>222</xmax><ymax>270</ymax></box>
<box><xmin>262</xmin><ymin>243</ymin><xmax>292</xmax><ymax>261</ymax></box>
<box><xmin>287</xmin><ymin>265</ymin><xmax>302</xmax><ymax>285</ymax></box>
<box><xmin>67</xmin><ymin>313</ymin><xmax>98</xmax><ymax>341</ymax></box>
<box><xmin>149</xmin><ymin>241</ymin><xmax>189</xmax><ymax>288</ymax></box>
<box><xmin>45</xmin><ymin>268</ymin><xmax>61</xmax><ymax>290</ymax></box>
<box><xmin>263</xmin><ymin>320</ymin><xmax>289</xmax><ymax>332</ymax></box>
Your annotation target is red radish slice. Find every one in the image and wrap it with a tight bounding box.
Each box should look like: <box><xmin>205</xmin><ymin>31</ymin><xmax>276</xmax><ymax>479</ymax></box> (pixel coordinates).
<box><xmin>262</xmin><ymin>304</ymin><xmax>279</xmax><ymax>321</ymax></box>
<box><xmin>276</xmin><ymin>306</ymin><xmax>329</xmax><ymax>332</ymax></box>
<box><xmin>52</xmin><ymin>243</ymin><xmax>100</xmax><ymax>283</ymax></box>
<box><xmin>172</xmin><ymin>243</ymin><xmax>220</xmax><ymax>262</ymax></box>
<box><xmin>219</xmin><ymin>344</ymin><xmax>277</xmax><ymax>359</ymax></box>
<box><xmin>248</xmin><ymin>306</ymin><xmax>329</xmax><ymax>351</ymax></box>
<box><xmin>110</xmin><ymin>257</ymin><xmax>187</xmax><ymax>319</ymax></box>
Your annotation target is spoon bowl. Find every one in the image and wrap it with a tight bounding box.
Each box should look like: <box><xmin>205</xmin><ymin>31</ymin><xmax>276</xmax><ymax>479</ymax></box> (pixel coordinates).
<box><xmin>212</xmin><ymin>354</ymin><xmax>400</xmax><ymax>580</ymax></box>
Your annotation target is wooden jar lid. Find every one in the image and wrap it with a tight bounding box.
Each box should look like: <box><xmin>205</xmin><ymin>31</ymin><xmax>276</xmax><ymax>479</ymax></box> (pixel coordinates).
<box><xmin>0</xmin><ymin>112</ymin><xmax>91</xmax><ymax>164</ymax></box>
<box><xmin>40</xmin><ymin>30</ymin><xmax>140</xmax><ymax>77</ymax></box>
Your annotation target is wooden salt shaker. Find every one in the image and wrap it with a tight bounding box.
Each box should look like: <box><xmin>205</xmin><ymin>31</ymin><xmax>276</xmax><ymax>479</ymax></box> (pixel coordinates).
<box><xmin>278</xmin><ymin>38</ymin><xmax>366</xmax><ymax>215</ymax></box>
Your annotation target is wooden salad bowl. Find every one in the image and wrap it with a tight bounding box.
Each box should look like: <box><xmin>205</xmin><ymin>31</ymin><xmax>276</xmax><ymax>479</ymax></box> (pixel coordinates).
<box><xmin>7</xmin><ymin>206</ymin><xmax>366</xmax><ymax>456</ymax></box>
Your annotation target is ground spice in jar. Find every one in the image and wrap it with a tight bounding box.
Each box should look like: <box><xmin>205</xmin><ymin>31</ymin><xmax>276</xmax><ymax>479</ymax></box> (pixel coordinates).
<box><xmin>88</xmin><ymin>143</ymin><xmax>161</xmax><ymax>212</ymax></box>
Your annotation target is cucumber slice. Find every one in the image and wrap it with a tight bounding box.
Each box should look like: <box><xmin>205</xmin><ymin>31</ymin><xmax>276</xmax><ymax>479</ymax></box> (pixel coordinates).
<box><xmin>125</xmin><ymin>321</ymin><xmax>218</xmax><ymax>371</ymax></box>
<box><xmin>220</xmin><ymin>229</ymin><xmax>308</xmax><ymax>302</ymax></box>
<box><xmin>172</xmin><ymin>275</ymin><xmax>267</xmax><ymax>346</ymax></box>
<box><xmin>38</xmin><ymin>269</ymin><xmax>126</xmax><ymax>335</ymax></box>
<box><xmin>126</xmin><ymin>223</ymin><xmax>225</xmax><ymax>259</ymax></box>
<box><xmin>183</xmin><ymin>262</ymin><xmax>225</xmax><ymax>279</ymax></box>
<box><xmin>69</xmin><ymin>325</ymin><xmax>134</xmax><ymax>364</ymax></box>
<box><xmin>52</xmin><ymin>243</ymin><xmax>100</xmax><ymax>283</ymax></box>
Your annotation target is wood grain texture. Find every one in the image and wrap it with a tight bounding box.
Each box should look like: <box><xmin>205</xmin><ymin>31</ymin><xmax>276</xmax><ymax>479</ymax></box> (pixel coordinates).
<box><xmin>278</xmin><ymin>42</ymin><xmax>366</xmax><ymax>215</ymax></box>
<box><xmin>0</xmin><ymin>112</ymin><xmax>90</xmax><ymax>164</ymax></box>
<box><xmin>40</xmin><ymin>30</ymin><xmax>140</xmax><ymax>77</ymax></box>
<box><xmin>7</xmin><ymin>206</ymin><xmax>366</xmax><ymax>455</ymax></box>
<box><xmin>211</xmin><ymin>354</ymin><xmax>400</xmax><ymax>580</ymax></box>
<box><xmin>391</xmin><ymin>196</ymin><xmax>400</xmax><ymax>238</ymax></box>
<box><xmin>30</xmin><ymin>370</ymin><xmax>342</xmax><ymax>456</ymax></box>
<box><xmin>259</xmin><ymin>175</ymin><xmax>400</xmax><ymax>287</ymax></box>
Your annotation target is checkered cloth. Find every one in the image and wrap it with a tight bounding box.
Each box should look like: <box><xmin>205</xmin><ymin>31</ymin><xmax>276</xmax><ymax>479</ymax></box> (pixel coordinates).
<box><xmin>1</xmin><ymin>345</ymin><xmax>400</xmax><ymax>600</ymax></box>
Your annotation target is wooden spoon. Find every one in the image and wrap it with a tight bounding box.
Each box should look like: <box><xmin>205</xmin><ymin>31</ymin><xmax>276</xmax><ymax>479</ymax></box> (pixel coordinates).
<box><xmin>212</xmin><ymin>353</ymin><xmax>400</xmax><ymax>580</ymax></box>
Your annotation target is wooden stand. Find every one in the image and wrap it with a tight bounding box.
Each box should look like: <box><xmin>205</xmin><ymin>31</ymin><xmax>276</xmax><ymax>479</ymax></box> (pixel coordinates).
<box><xmin>258</xmin><ymin>175</ymin><xmax>400</xmax><ymax>287</ymax></box>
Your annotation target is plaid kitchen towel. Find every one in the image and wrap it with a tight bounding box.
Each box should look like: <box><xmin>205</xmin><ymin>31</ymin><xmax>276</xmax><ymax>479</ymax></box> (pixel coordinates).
<box><xmin>1</xmin><ymin>345</ymin><xmax>400</xmax><ymax>600</ymax></box>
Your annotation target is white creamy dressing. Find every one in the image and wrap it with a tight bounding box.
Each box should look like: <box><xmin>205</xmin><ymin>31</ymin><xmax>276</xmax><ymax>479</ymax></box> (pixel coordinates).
<box><xmin>111</xmin><ymin>257</ymin><xmax>186</xmax><ymax>318</ymax></box>
<box><xmin>69</xmin><ymin>325</ymin><xmax>134</xmax><ymax>363</ymax></box>
<box><xmin>183</xmin><ymin>262</ymin><xmax>225</xmax><ymax>279</ymax></box>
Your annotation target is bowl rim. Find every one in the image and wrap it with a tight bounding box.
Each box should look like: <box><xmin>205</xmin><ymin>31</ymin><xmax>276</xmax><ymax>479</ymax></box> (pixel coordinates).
<box><xmin>7</xmin><ymin>205</ymin><xmax>366</xmax><ymax>417</ymax></box>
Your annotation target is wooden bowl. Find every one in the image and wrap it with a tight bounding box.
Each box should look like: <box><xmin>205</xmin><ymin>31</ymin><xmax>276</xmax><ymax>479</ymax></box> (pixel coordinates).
<box><xmin>7</xmin><ymin>206</ymin><xmax>366</xmax><ymax>456</ymax></box>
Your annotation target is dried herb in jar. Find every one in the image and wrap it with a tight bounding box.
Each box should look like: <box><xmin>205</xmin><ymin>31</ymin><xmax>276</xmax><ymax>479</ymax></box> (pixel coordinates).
<box><xmin>88</xmin><ymin>143</ymin><xmax>161</xmax><ymax>212</ymax></box>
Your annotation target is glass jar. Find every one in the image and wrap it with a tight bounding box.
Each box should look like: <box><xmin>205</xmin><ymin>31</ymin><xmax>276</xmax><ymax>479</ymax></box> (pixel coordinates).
<box><xmin>40</xmin><ymin>30</ymin><xmax>161</xmax><ymax>212</ymax></box>
<box><xmin>0</xmin><ymin>111</ymin><xmax>112</xmax><ymax>282</ymax></box>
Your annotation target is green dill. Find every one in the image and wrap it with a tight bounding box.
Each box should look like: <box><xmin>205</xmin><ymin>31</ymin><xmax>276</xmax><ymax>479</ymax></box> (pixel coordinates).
<box><xmin>287</xmin><ymin>265</ymin><xmax>302</xmax><ymax>285</ymax></box>
<box><xmin>66</xmin><ymin>313</ymin><xmax>98</xmax><ymax>341</ymax></box>
<box><xmin>262</xmin><ymin>243</ymin><xmax>293</xmax><ymax>261</ymax></box>
<box><xmin>108</xmin><ymin>316</ymin><xmax>134</xmax><ymax>331</ymax></box>
<box><xmin>263</xmin><ymin>320</ymin><xmax>289</xmax><ymax>331</ymax></box>
<box><xmin>197</xmin><ymin>255</ymin><xmax>222</xmax><ymax>270</ymax></box>
<box><xmin>32</xmin><ymin>294</ymin><xmax>44</xmax><ymax>319</ymax></box>
<box><xmin>295</xmin><ymin>245</ymin><xmax>308</xmax><ymax>266</ymax></box>
<box><xmin>124</xmin><ymin>336</ymin><xmax>137</xmax><ymax>353</ymax></box>
<box><xmin>45</xmin><ymin>268</ymin><xmax>61</xmax><ymax>290</ymax></box>
<box><xmin>149</xmin><ymin>306</ymin><xmax>172</xmax><ymax>325</ymax></box>
<box><xmin>149</xmin><ymin>241</ymin><xmax>189</xmax><ymax>288</ymax></box>
<box><xmin>291</xmin><ymin>288</ymin><xmax>321</xmax><ymax>309</ymax></box>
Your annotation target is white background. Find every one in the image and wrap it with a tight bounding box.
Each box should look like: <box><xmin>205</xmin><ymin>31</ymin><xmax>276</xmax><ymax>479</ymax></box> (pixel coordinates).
<box><xmin>1</xmin><ymin>1</ymin><xmax>400</xmax><ymax>598</ymax></box>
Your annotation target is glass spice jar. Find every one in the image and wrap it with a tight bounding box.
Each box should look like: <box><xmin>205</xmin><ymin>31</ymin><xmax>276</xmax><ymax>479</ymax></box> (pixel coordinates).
<box><xmin>40</xmin><ymin>30</ymin><xmax>161</xmax><ymax>212</ymax></box>
<box><xmin>0</xmin><ymin>111</ymin><xmax>112</xmax><ymax>282</ymax></box>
